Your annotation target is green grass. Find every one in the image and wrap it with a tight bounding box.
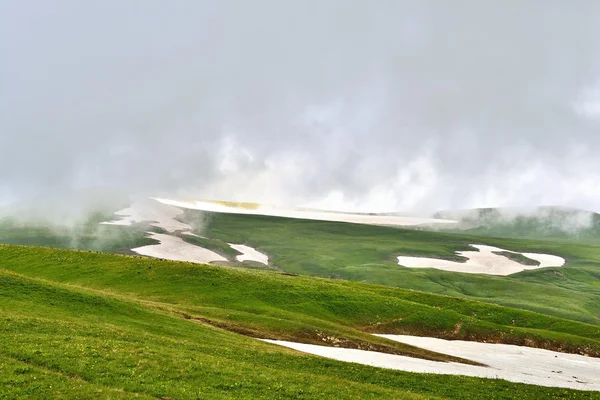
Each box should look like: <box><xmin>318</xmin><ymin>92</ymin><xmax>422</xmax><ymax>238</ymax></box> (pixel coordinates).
<box><xmin>493</xmin><ymin>251</ymin><xmax>540</xmax><ymax>266</ymax></box>
<box><xmin>4</xmin><ymin>209</ymin><xmax>600</xmax><ymax>327</ymax></box>
<box><xmin>4</xmin><ymin>209</ymin><xmax>600</xmax><ymax>328</ymax></box>
<box><xmin>0</xmin><ymin>270</ymin><xmax>423</xmax><ymax>399</ymax></box>
<box><xmin>184</xmin><ymin>212</ymin><xmax>600</xmax><ymax>326</ymax></box>
<box><xmin>3</xmin><ymin>207</ymin><xmax>600</xmax><ymax>396</ymax></box>
<box><xmin>3</xmin><ymin>206</ymin><xmax>600</xmax><ymax>397</ymax></box>
<box><xmin>2</xmin><ymin>245</ymin><xmax>600</xmax><ymax>356</ymax></box>
<box><xmin>1</xmin><ymin>246</ymin><xmax>600</xmax><ymax>398</ymax></box>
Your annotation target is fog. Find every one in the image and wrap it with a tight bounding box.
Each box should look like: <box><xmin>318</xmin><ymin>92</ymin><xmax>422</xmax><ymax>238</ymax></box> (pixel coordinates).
<box><xmin>2</xmin><ymin>1</ymin><xmax>600</xmax><ymax>217</ymax></box>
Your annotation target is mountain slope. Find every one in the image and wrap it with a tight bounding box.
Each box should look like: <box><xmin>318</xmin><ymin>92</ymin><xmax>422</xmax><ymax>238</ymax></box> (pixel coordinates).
<box><xmin>1</xmin><ymin>245</ymin><xmax>600</xmax><ymax>398</ymax></box>
<box><xmin>3</xmin><ymin>204</ymin><xmax>600</xmax><ymax>328</ymax></box>
<box><xmin>191</xmin><ymin>211</ymin><xmax>600</xmax><ymax>325</ymax></box>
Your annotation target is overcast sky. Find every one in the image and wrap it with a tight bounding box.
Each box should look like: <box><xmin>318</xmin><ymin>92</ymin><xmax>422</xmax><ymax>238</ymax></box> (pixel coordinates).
<box><xmin>2</xmin><ymin>1</ymin><xmax>600</xmax><ymax>213</ymax></box>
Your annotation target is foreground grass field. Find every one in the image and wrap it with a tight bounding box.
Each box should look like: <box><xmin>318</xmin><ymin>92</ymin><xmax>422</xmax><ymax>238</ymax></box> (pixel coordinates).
<box><xmin>2</xmin><ymin>244</ymin><xmax>600</xmax><ymax>398</ymax></box>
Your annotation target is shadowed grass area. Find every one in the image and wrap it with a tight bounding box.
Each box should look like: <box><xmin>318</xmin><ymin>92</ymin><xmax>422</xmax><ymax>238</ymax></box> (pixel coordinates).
<box><xmin>493</xmin><ymin>251</ymin><xmax>541</xmax><ymax>266</ymax></box>
<box><xmin>1</xmin><ymin>248</ymin><xmax>600</xmax><ymax>398</ymax></box>
<box><xmin>178</xmin><ymin>234</ymin><xmax>242</xmax><ymax>260</ymax></box>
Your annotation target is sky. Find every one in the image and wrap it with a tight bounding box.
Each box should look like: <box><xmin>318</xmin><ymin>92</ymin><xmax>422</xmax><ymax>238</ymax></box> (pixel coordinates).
<box><xmin>1</xmin><ymin>1</ymin><xmax>600</xmax><ymax>214</ymax></box>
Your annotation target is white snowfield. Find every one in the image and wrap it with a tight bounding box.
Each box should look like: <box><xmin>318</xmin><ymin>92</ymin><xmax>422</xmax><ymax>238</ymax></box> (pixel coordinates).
<box><xmin>100</xmin><ymin>199</ymin><xmax>269</xmax><ymax>265</ymax></box>
<box><xmin>100</xmin><ymin>200</ymin><xmax>192</xmax><ymax>233</ymax></box>
<box><xmin>263</xmin><ymin>335</ymin><xmax>600</xmax><ymax>391</ymax></box>
<box><xmin>397</xmin><ymin>244</ymin><xmax>565</xmax><ymax>275</ymax></box>
<box><xmin>228</xmin><ymin>243</ymin><xmax>269</xmax><ymax>264</ymax></box>
<box><xmin>131</xmin><ymin>232</ymin><xmax>226</xmax><ymax>264</ymax></box>
<box><xmin>153</xmin><ymin>198</ymin><xmax>458</xmax><ymax>227</ymax></box>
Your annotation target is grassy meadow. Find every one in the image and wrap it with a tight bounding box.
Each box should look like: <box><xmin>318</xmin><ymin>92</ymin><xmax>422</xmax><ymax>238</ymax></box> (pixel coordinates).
<box><xmin>186</xmin><ymin>212</ymin><xmax>600</xmax><ymax>326</ymax></box>
<box><xmin>2</xmin><ymin>245</ymin><xmax>600</xmax><ymax>399</ymax></box>
<box><xmin>2</xmin><ymin>206</ymin><xmax>600</xmax><ymax>398</ymax></box>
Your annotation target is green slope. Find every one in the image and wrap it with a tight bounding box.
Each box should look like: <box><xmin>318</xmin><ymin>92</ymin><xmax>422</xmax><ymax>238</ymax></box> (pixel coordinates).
<box><xmin>3</xmin><ymin>208</ymin><xmax>600</xmax><ymax>327</ymax></box>
<box><xmin>4</xmin><ymin>207</ymin><xmax>600</xmax><ymax>328</ymax></box>
<box><xmin>2</xmin><ymin>245</ymin><xmax>600</xmax><ymax>357</ymax></box>
<box><xmin>1</xmin><ymin>270</ymin><xmax>423</xmax><ymax>399</ymax></box>
<box><xmin>1</xmin><ymin>246</ymin><xmax>600</xmax><ymax>398</ymax></box>
<box><xmin>184</xmin><ymin>211</ymin><xmax>600</xmax><ymax>325</ymax></box>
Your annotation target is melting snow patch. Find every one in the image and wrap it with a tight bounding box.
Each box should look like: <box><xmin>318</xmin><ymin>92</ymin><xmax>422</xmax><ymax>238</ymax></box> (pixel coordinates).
<box><xmin>101</xmin><ymin>199</ymin><xmax>272</xmax><ymax>265</ymax></box>
<box><xmin>101</xmin><ymin>199</ymin><xmax>191</xmax><ymax>233</ymax></box>
<box><xmin>262</xmin><ymin>335</ymin><xmax>600</xmax><ymax>391</ymax></box>
<box><xmin>228</xmin><ymin>243</ymin><xmax>269</xmax><ymax>264</ymax></box>
<box><xmin>132</xmin><ymin>232</ymin><xmax>226</xmax><ymax>264</ymax></box>
<box><xmin>397</xmin><ymin>244</ymin><xmax>565</xmax><ymax>275</ymax></box>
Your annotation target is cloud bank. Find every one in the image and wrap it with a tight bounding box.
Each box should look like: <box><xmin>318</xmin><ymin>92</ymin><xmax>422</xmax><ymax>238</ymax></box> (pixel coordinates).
<box><xmin>2</xmin><ymin>1</ymin><xmax>600</xmax><ymax>213</ymax></box>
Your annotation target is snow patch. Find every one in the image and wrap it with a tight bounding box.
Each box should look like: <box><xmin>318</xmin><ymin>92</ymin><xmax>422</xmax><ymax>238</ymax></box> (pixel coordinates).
<box><xmin>101</xmin><ymin>199</ymin><xmax>269</xmax><ymax>265</ymax></box>
<box><xmin>397</xmin><ymin>244</ymin><xmax>565</xmax><ymax>275</ymax></box>
<box><xmin>262</xmin><ymin>335</ymin><xmax>600</xmax><ymax>391</ymax></box>
<box><xmin>100</xmin><ymin>199</ymin><xmax>191</xmax><ymax>233</ymax></box>
<box><xmin>131</xmin><ymin>232</ymin><xmax>226</xmax><ymax>264</ymax></box>
<box><xmin>228</xmin><ymin>243</ymin><xmax>269</xmax><ymax>264</ymax></box>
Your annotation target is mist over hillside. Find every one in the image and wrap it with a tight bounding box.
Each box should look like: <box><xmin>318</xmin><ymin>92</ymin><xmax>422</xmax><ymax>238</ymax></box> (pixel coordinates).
<box><xmin>434</xmin><ymin>206</ymin><xmax>600</xmax><ymax>239</ymax></box>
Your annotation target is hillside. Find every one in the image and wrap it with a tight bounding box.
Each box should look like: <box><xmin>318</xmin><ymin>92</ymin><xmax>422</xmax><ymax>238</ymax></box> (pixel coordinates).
<box><xmin>186</xmin><ymin>210</ymin><xmax>600</xmax><ymax>326</ymax></box>
<box><xmin>2</xmin><ymin>245</ymin><xmax>600</xmax><ymax>398</ymax></box>
<box><xmin>3</xmin><ymin>201</ymin><xmax>600</xmax><ymax>397</ymax></box>
<box><xmin>3</xmin><ymin>202</ymin><xmax>600</xmax><ymax>327</ymax></box>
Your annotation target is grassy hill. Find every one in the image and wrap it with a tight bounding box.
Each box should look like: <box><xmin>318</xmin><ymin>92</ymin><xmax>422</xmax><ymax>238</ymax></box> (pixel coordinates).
<box><xmin>3</xmin><ymin>206</ymin><xmax>600</xmax><ymax>397</ymax></box>
<box><xmin>2</xmin><ymin>244</ymin><xmax>600</xmax><ymax>399</ymax></box>
<box><xmin>185</xmin><ymin>211</ymin><xmax>600</xmax><ymax>326</ymax></box>
<box><xmin>3</xmin><ymin>208</ymin><xmax>600</xmax><ymax>327</ymax></box>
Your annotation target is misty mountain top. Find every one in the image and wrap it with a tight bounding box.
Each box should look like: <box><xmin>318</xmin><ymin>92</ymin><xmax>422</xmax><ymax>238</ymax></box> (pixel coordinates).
<box><xmin>435</xmin><ymin>206</ymin><xmax>600</xmax><ymax>239</ymax></box>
